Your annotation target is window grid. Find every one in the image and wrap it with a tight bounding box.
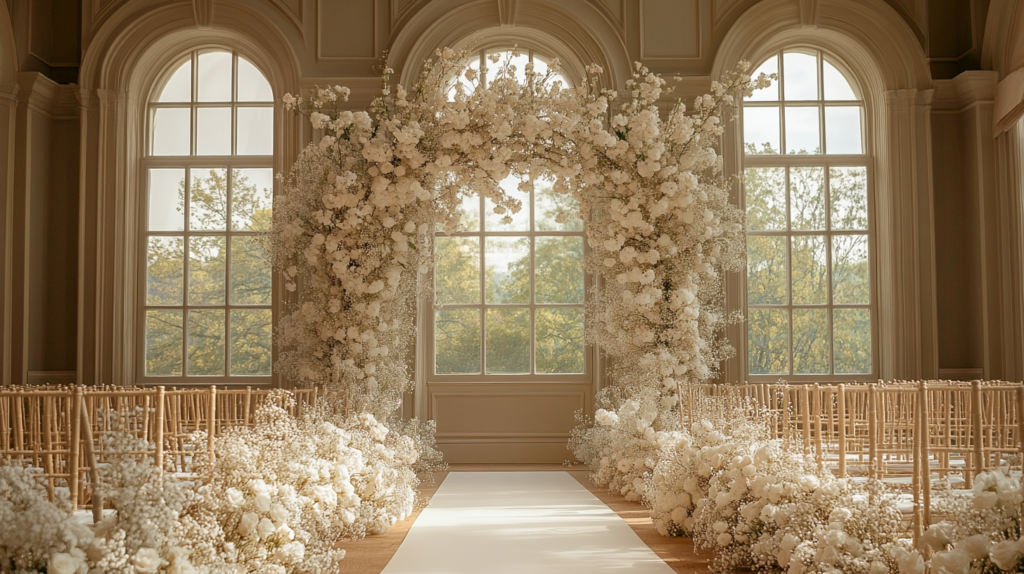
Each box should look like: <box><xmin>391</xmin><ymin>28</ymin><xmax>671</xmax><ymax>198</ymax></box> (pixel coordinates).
<box><xmin>430</xmin><ymin>190</ymin><xmax>587</xmax><ymax>379</ymax></box>
<box><xmin>139</xmin><ymin>50</ymin><xmax>275</xmax><ymax>385</ymax></box>
<box><xmin>743</xmin><ymin>49</ymin><xmax>875</xmax><ymax>379</ymax></box>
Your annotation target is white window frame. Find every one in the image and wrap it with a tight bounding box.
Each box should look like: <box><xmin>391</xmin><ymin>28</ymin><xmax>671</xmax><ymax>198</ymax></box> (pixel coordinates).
<box><xmin>426</xmin><ymin>48</ymin><xmax>591</xmax><ymax>384</ymax></box>
<box><xmin>136</xmin><ymin>49</ymin><xmax>275</xmax><ymax>387</ymax></box>
<box><xmin>741</xmin><ymin>48</ymin><xmax>879</xmax><ymax>382</ymax></box>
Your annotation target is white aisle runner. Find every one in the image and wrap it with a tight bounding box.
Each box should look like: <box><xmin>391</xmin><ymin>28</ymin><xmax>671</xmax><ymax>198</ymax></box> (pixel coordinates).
<box><xmin>381</xmin><ymin>471</ymin><xmax>675</xmax><ymax>574</ymax></box>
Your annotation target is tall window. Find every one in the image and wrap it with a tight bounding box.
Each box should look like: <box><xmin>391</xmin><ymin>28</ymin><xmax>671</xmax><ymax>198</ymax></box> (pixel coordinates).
<box><xmin>141</xmin><ymin>50</ymin><xmax>274</xmax><ymax>383</ymax></box>
<box><xmin>742</xmin><ymin>49</ymin><xmax>873</xmax><ymax>378</ymax></box>
<box><xmin>430</xmin><ymin>48</ymin><xmax>585</xmax><ymax>379</ymax></box>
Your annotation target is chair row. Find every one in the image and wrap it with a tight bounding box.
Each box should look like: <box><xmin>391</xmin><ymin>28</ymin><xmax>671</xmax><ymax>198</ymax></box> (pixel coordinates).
<box><xmin>687</xmin><ymin>380</ymin><xmax>1024</xmax><ymax>539</ymax></box>
<box><xmin>0</xmin><ymin>385</ymin><xmax>319</xmax><ymax>518</ymax></box>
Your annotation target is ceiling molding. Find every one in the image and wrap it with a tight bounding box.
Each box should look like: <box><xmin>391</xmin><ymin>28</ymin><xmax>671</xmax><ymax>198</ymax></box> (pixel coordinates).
<box><xmin>498</xmin><ymin>0</ymin><xmax>518</xmax><ymax>27</ymax></box>
<box><xmin>799</xmin><ymin>0</ymin><xmax>819</xmax><ymax>28</ymax></box>
<box><xmin>193</xmin><ymin>0</ymin><xmax>214</xmax><ymax>28</ymax></box>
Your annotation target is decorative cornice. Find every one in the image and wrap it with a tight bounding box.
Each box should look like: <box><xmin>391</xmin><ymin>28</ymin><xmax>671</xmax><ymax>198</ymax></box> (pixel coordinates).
<box><xmin>931</xmin><ymin>70</ymin><xmax>998</xmax><ymax>112</ymax></box>
<box><xmin>15</xmin><ymin>72</ymin><xmax>80</xmax><ymax>119</ymax></box>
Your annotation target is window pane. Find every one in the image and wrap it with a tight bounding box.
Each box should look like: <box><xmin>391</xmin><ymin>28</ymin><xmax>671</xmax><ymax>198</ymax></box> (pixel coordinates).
<box><xmin>534</xmin><ymin>178</ymin><xmax>583</xmax><ymax>231</ymax></box>
<box><xmin>152</xmin><ymin>108</ymin><xmax>191</xmax><ymax>155</ymax></box>
<box><xmin>187</xmin><ymin>309</ymin><xmax>225</xmax><ymax>375</ymax></box>
<box><xmin>748</xmin><ymin>308</ymin><xmax>789</xmax><ymax>374</ymax></box>
<box><xmin>197</xmin><ymin>52</ymin><xmax>232</xmax><ymax>102</ymax></box>
<box><xmin>485</xmin><ymin>51</ymin><xmax>531</xmax><ymax>85</ymax></box>
<box><xmin>435</xmin><ymin>308</ymin><xmax>481</xmax><ymax>374</ymax></box>
<box><xmin>485</xmin><ymin>236</ymin><xmax>530</xmax><ymax>304</ymax></box>
<box><xmin>451</xmin><ymin>193</ymin><xmax>480</xmax><ymax>232</ymax></box>
<box><xmin>485</xmin><ymin>176</ymin><xmax>530</xmax><ymax>231</ymax></box>
<box><xmin>743</xmin><ymin>106</ymin><xmax>780</xmax><ymax>155</ymax></box>
<box><xmin>830</xmin><ymin>167</ymin><xmax>868</xmax><ymax>230</ymax></box>
<box><xmin>148</xmin><ymin>169</ymin><xmax>185</xmax><ymax>231</ymax></box>
<box><xmin>230</xmin><ymin>309</ymin><xmax>272</xmax><ymax>376</ymax></box>
<box><xmin>188</xmin><ymin>236</ymin><xmax>226</xmax><ymax>305</ymax></box>
<box><xmin>147</xmin><ymin>237</ymin><xmax>184</xmax><ymax>306</ymax></box>
<box><xmin>785</xmin><ymin>106</ymin><xmax>820</xmax><ymax>154</ymax></box>
<box><xmin>791</xmin><ymin>235</ymin><xmax>827</xmax><ymax>305</ymax></box>
<box><xmin>237</xmin><ymin>107</ymin><xmax>274</xmax><ymax>156</ymax></box>
<box><xmin>158</xmin><ymin>59</ymin><xmax>192</xmax><ymax>102</ymax></box>
<box><xmin>834</xmin><ymin>309</ymin><xmax>872</xmax><ymax>374</ymax></box>
<box><xmin>832</xmin><ymin>234</ymin><xmax>870</xmax><ymax>304</ymax></box>
<box><xmin>823</xmin><ymin>60</ymin><xmax>857</xmax><ymax>101</ymax></box>
<box><xmin>825</xmin><ymin>107</ymin><xmax>863</xmax><ymax>154</ymax></box>
<box><xmin>747</xmin><ymin>56</ymin><xmax>778</xmax><ymax>102</ymax></box>
<box><xmin>536</xmin><ymin>307</ymin><xmax>584</xmax><ymax>374</ymax></box>
<box><xmin>190</xmin><ymin>168</ymin><xmax>228</xmax><ymax>230</ymax></box>
<box><xmin>230</xmin><ymin>236</ymin><xmax>271</xmax><ymax>305</ymax></box>
<box><xmin>434</xmin><ymin>237</ymin><xmax>480</xmax><ymax>304</ymax></box>
<box><xmin>783</xmin><ymin>51</ymin><xmax>818</xmax><ymax>100</ymax></box>
<box><xmin>146</xmin><ymin>310</ymin><xmax>182</xmax><ymax>376</ymax></box>
<box><xmin>237</xmin><ymin>57</ymin><xmax>273</xmax><ymax>102</ymax></box>
<box><xmin>793</xmin><ymin>309</ymin><xmax>829</xmax><ymax>374</ymax></box>
<box><xmin>485</xmin><ymin>308</ymin><xmax>530</xmax><ymax>374</ymax></box>
<box><xmin>789</xmin><ymin>166</ymin><xmax>825</xmax><ymax>230</ymax></box>
<box><xmin>196</xmin><ymin>108</ymin><xmax>232</xmax><ymax>155</ymax></box>
<box><xmin>747</xmin><ymin>236</ymin><xmax>787</xmax><ymax>305</ymax></box>
<box><xmin>536</xmin><ymin>237</ymin><xmax>583</xmax><ymax>304</ymax></box>
<box><xmin>745</xmin><ymin>167</ymin><xmax>787</xmax><ymax>231</ymax></box>
<box><xmin>231</xmin><ymin>168</ymin><xmax>274</xmax><ymax>231</ymax></box>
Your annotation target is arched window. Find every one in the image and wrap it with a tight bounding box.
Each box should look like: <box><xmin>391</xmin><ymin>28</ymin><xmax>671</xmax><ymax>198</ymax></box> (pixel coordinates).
<box><xmin>140</xmin><ymin>50</ymin><xmax>274</xmax><ymax>383</ymax></box>
<box><xmin>742</xmin><ymin>49</ymin><xmax>874</xmax><ymax>378</ymax></box>
<box><xmin>431</xmin><ymin>49</ymin><xmax>586</xmax><ymax>380</ymax></box>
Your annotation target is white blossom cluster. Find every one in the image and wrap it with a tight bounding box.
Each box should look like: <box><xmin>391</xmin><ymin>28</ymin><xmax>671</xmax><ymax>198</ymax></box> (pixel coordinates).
<box><xmin>579</xmin><ymin>64</ymin><xmax>766</xmax><ymax>406</ymax></box>
<box><xmin>902</xmin><ymin>467</ymin><xmax>1024</xmax><ymax>574</ymax></box>
<box><xmin>569</xmin><ymin>387</ymin><xmax>681</xmax><ymax>502</ymax></box>
<box><xmin>0</xmin><ymin>392</ymin><xmax>442</xmax><ymax>574</ymax></box>
<box><xmin>0</xmin><ymin>464</ymin><xmax>94</xmax><ymax>573</ymax></box>
<box><xmin>632</xmin><ymin>400</ymin><xmax>914</xmax><ymax>574</ymax></box>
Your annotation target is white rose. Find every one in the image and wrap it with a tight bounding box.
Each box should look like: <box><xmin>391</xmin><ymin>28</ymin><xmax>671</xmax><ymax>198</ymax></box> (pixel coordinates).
<box><xmin>238</xmin><ymin>512</ymin><xmax>259</xmax><ymax>536</ymax></box>
<box><xmin>255</xmin><ymin>492</ymin><xmax>272</xmax><ymax>513</ymax></box>
<box><xmin>957</xmin><ymin>534</ymin><xmax>992</xmax><ymax>560</ymax></box>
<box><xmin>716</xmin><ymin>533</ymin><xmax>732</xmax><ymax>546</ymax></box>
<box><xmin>270</xmin><ymin>503</ymin><xmax>290</xmax><ymax>523</ymax></box>
<box><xmin>277</xmin><ymin>523</ymin><xmax>296</xmax><ymax>541</ymax></box>
<box><xmin>869</xmin><ymin>560</ymin><xmax>888</xmax><ymax>574</ymax></box>
<box><xmin>974</xmin><ymin>491</ymin><xmax>998</xmax><ymax>510</ymax></box>
<box><xmin>781</xmin><ymin>534</ymin><xmax>801</xmax><ymax>551</ymax></box>
<box><xmin>258</xmin><ymin>517</ymin><xmax>277</xmax><ymax>539</ymax></box>
<box><xmin>48</xmin><ymin>552</ymin><xmax>79</xmax><ymax>574</ymax></box>
<box><xmin>226</xmin><ymin>487</ymin><xmax>245</xmax><ymax>507</ymax></box>
<box><xmin>891</xmin><ymin>547</ymin><xmax>925</xmax><ymax>574</ymax></box>
<box><xmin>931</xmin><ymin>549</ymin><xmax>972</xmax><ymax>574</ymax></box>
<box><xmin>991</xmin><ymin>539</ymin><xmax>1020</xmax><ymax>571</ymax></box>
<box><xmin>273</xmin><ymin>541</ymin><xmax>306</xmax><ymax>564</ymax></box>
<box><xmin>131</xmin><ymin>548</ymin><xmax>164</xmax><ymax>574</ymax></box>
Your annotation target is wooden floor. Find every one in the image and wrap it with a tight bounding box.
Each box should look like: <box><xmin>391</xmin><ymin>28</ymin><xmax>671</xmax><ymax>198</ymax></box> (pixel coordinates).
<box><xmin>335</xmin><ymin>464</ymin><xmax>713</xmax><ymax>574</ymax></box>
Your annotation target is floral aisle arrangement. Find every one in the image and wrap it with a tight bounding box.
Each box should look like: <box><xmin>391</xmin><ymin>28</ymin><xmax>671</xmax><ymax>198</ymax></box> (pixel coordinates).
<box><xmin>637</xmin><ymin>400</ymin><xmax>914</xmax><ymax>574</ymax></box>
<box><xmin>908</xmin><ymin>467</ymin><xmax>1024</xmax><ymax>574</ymax></box>
<box><xmin>0</xmin><ymin>392</ymin><xmax>441</xmax><ymax>574</ymax></box>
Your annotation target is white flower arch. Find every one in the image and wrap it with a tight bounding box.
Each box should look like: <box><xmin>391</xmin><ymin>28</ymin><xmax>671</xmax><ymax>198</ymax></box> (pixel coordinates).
<box><xmin>269</xmin><ymin>48</ymin><xmax>765</xmax><ymax>420</ymax></box>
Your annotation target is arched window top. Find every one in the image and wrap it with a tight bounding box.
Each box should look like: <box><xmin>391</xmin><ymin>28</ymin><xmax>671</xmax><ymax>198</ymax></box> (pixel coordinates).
<box><xmin>744</xmin><ymin>49</ymin><xmax>864</xmax><ymax>156</ymax></box>
<box><xmin>153</xmin><ymin>51</ymin><xmax>272</xmax><ymax>103</ymax></box>
<box><xmin>149</xmin><ymin>50</ymin><xmax>273</xmax><ymax>158</ymax></box>
<box><xmin>452</xmin><ymin>48</ymin><xmax>572</xmax><ymax>96</ymax></box>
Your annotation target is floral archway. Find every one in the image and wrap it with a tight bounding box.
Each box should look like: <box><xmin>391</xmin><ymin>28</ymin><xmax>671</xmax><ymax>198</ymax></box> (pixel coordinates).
<box><xmin>268</xmin><ymin>48</ymin><xmax>756</xmax><ymax>424</ymax></box>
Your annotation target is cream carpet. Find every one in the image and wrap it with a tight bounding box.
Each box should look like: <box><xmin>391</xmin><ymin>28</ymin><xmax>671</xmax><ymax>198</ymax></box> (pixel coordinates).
<box><xmin>380</xmin><ymin>471</ymin><xmax>675</xmax><ymax>573</ymax></box>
